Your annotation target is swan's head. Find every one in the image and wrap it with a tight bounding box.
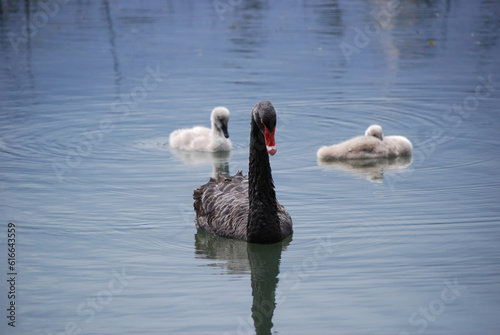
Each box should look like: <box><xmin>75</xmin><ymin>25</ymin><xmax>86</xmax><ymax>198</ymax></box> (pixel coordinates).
<box><xmin>365</xmin><ymin>124</ymin><xmax>383</xmax><ymax>140</ymax></box>
<box><xmin>211</xmin><ymin>107</ymin><xmax>230</xmax><ymax>138</ymax></box>
<box><xmin>252</xmin><ymin>100</ymin><xmax>277</xmax><ymax>156</ymax></box>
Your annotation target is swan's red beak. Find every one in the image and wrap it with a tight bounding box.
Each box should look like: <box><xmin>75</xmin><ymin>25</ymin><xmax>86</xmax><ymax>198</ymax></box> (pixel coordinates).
<box><xmin>264</xmin><ymin>126</ymin><xmax>276</xmax><ymax>156</ymax></box>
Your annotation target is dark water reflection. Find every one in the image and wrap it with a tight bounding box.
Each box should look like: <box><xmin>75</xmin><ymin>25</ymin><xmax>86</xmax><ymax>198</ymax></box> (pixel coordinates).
<box><xmin>196</xmin><ymin>231</ymin><xmax>290</xmax><ymax>335</ymax></box>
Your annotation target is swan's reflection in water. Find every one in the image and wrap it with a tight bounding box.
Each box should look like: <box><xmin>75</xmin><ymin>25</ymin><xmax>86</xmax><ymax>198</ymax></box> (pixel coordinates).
<box><xmin>195</xmin><ymin>230</ymin><xmax>291</xmax><ymax>335</ymax></box>
<box><xmin>171</xmin><ymin>149</ymin><xmax>231</xmax><ymax>177</ymax></box>
<box><xmin>318</xmin><ymin>155</ymin><xmax>412</xmax><ymax>183</ymax></box>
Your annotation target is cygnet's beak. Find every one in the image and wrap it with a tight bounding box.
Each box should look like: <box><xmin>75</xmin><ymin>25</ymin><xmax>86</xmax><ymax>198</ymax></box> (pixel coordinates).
<box><xmin>221</xmin><ymin>124</ymin><xmax>229</xmax><ymax>138</ymax></box>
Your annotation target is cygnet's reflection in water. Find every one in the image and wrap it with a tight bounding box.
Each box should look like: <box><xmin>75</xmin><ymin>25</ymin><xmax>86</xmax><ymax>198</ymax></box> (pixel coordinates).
<box><xmin>318</xmin><ymin>155</ymin><xmax>412</xmax><ymax>183</ymax></box>
<box><xmin>134</xmin><ymin>137</ymin><xmax>232</xmax><ymax>176</ymax></box>
<box><xmin>171</xmin><ymin>149</ymin><xmax>231</xmax><ymax>177</ymax></box>
<box><xmin>195</xmin><ymin>230</ymin><xmax>291</xmax><ymax>335</ymax></box>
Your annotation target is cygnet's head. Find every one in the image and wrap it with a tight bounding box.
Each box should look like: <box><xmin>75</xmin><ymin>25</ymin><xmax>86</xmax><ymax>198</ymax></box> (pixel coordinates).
<box><xmin>211</xmin><ymin>107</ymin><xmax>230</xmax><ymax>138</ymax></box>
<box><xmin>365</xmin><ymin>124</ymin><xmax>383</xmax><ymax>140</ymax></box>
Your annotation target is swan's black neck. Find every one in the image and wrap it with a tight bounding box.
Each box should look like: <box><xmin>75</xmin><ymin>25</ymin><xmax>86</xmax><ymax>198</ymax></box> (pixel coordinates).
<box><xmin>247</xmin><ymin>117</ymin><xmax>281</xmax><ymax>244</ymax></box>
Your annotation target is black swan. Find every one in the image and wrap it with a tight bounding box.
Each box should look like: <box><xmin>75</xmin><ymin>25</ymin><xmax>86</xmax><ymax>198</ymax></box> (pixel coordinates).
<box><xmin>169</xmin><ymin>106</ymin><xmax>232</xmax><ymax>152</ymax></box>
<box><xmin>193</xmin><ymin>100</ymin><xmax>292</xmax><ymax>244</ymax></box>
<box><xmin>317</xmin><ymin>124</ymin><xmax>413</xmax><ymax>160</ymax></box>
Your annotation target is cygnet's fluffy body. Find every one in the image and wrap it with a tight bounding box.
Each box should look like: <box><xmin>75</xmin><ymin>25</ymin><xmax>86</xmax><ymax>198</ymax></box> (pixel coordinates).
<box><xmin>169</xmin><ymin>107</ymin><xmax>232</xmax><ymax>152</ymax></box>
<box><xmin>317</xmin><ymin>125</ymin><xmax>412</xmax><ymax>160</ymax></box>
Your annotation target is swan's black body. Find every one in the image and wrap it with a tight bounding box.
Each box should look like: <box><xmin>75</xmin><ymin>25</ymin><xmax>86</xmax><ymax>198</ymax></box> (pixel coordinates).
<box><xmin>193</xmin><ymin>101</ymin><xmax>292</xmax><ymax>244</ymax></box>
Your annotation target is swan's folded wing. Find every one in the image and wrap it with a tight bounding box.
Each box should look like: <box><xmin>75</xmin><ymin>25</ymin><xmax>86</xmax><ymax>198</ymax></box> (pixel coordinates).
<box><xmin>193</xmin><ymin>171</ymin><xmax>249</xmax><ymax>240</ymax></box>
<box><xmin>277</xmin><ymin>202</ymin><xmax>293</xmax><ymax>238</ymax></box>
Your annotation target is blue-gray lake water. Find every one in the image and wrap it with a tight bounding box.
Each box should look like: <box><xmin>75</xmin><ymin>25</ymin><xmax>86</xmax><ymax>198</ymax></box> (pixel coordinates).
<box><xmin>1</xmin><ymin>1</ymin><xmax>499</xmax><ymax>334</ymax></box>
